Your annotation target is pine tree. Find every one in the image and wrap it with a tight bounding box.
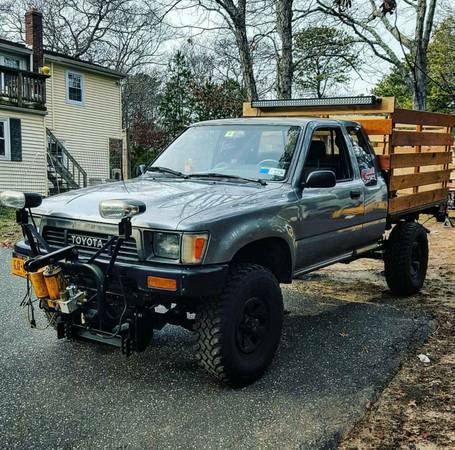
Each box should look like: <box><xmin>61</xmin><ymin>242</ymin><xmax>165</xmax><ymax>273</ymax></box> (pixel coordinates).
<box><xmin>159</xmin><ymin>51</ymin><xmax>196</xmax><ymax>140</ymax></box>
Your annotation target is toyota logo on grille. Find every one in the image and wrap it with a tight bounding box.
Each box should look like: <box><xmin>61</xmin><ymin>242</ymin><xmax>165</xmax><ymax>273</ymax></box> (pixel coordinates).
<box><xmin>70</xmin><ymin>234</ymin><xmax>104</xmax><ymax>249</ymax></box>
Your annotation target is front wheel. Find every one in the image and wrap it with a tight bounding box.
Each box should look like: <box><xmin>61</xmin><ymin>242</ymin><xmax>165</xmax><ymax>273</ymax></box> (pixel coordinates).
<box><xmin>384</xmin><ymin>221</ymin><xmax>429</xmax><ymax>296</ymax></box>
<box><xmin>194</xmin><ymin>264</ymin><xmax>283</xmax><ymax>386</ymax></box>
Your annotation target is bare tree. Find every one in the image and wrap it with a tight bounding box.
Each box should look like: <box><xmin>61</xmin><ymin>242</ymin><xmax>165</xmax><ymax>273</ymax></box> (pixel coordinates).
<box><xmin>315</xmin><ymin>0</ymin><xmax>439</xmax><ymax>110</ymax></box>
<box><xmin>0</xmin><ymin>0</ymin><xmax>170</xmax><ymax>73</ymax></box>
<box><xmin>199</xmin><ymin>0</ymin><xmax>258</xmax><ymax>100</ymax></box>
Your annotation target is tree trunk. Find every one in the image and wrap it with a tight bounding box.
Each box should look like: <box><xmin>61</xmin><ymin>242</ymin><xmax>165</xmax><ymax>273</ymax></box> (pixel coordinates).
<box><xmin>413</xmin><ymin>47</ymin><xmax>427</xmax><ymax>110</ymax></box>
<box><xmin>276</xmin><ymin>0</ymin><xmax>293</xmax><ymax>99</ymax></box>
<box><xmin>234</xmin><ymin>26</ymin><xmax>258</xmax><ymax>100</ymax></box>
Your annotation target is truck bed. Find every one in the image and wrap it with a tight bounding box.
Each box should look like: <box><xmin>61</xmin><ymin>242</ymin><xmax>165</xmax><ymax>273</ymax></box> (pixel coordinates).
<box><xmin>243</xmin><ymin>97</ymin><xmax>454</xmax><ymax>220</ymax></box>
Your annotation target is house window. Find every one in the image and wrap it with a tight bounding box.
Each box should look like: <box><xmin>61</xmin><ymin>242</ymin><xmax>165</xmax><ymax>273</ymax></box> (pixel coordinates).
<box><xmin>0</xmin><ymin>119</ymin><xmax>11</xmax><ymax>160</ymax></box>
<box><xmin>66</xmin><ymin>71</ymin><xmax>84</xmax><ymax>104</ymax></box>
<box><xmin>0</xmin><ymin>53</ymin><xmax>25</xmax><ymax>69</ymax></box>
<box><xmin>3</xmin><ymin>56</ymin><xmax>21</xmax><ymax>69</ymax></box>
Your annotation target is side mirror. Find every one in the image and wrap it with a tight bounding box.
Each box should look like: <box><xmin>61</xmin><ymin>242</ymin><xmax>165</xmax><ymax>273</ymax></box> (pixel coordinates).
<box><xmin>304</xmin><ymin>170</ymin><xmax>336</xmax><ymax>188</ymax></box>
<box><xmin>136</xmin><ymin>164</ymin><xmax>146</xmax><ymax>176</ymax></box>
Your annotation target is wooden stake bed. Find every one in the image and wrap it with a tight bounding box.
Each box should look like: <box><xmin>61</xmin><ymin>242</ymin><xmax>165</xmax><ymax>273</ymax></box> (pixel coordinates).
<box><xmin>243</xmin><ymin>97</ymin><xmax>455</xmax><ymax>220</ymax></box>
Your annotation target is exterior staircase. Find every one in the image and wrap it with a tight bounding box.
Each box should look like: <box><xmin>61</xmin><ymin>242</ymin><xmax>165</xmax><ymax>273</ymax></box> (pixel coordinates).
<box><xmin>47</xmin><ymin>128</ymin><xmax>87</xmax><ymax>195</ymax></box>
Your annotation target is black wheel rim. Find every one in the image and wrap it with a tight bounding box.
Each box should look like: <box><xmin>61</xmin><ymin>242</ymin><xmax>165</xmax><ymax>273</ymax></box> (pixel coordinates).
<box><xmin>410</xmin><ymin>240</ymin><xmax>422</xmax><ymax>279</ymax></box>
<box><xmin>236</xmin><ymin>296</ymin><xmax>270</xmax><ymax>354</ymax></box>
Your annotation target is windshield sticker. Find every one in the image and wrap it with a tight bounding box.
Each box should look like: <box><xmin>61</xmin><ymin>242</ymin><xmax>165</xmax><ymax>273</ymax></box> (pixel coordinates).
<box><xmin>268</xmin><ymin>167</ymin><xmax>286</xmax><ymax>177</ymax></box>
<box><xmin>259</xmin><ymin>167</ymin><xmax>285</xmax><ymax>177</ymax></box>
<box><xmin>224</xmin><ymin>130</ymin><xmax>245</xmax><ymax>138</ymax></box>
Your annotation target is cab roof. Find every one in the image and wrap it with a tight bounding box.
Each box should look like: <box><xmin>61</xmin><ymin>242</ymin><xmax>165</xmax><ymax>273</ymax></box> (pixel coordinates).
<box><xmin>191</xmin><ymin>117</ymin><xmax>357</xmax><ymax>127</ymax></box>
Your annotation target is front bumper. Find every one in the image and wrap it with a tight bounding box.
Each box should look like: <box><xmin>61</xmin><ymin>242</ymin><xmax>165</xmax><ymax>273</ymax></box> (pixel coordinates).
<box><xmin>14</xmin><ymin>239</ymin><xmax>229</xmax><ymax>298</ymax></box>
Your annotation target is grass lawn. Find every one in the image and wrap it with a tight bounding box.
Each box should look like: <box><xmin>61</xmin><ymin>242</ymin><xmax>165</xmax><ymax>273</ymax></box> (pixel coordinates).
<box><xmin>0</xmin><ymin>206</ymin><xmax>21</xmax><ymax>247</ymax></box>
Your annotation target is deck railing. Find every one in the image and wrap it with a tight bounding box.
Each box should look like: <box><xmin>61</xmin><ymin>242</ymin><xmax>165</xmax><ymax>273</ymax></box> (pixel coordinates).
<box><xmin>0</xmin><ymin>65</ymin><xmax>47</xmax><ymax>110</ymax></box>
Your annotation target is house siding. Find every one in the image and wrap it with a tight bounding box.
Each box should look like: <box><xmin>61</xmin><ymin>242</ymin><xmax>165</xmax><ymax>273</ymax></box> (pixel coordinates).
<box><xmin>45</xmin><ymin>61</ymin><xmax>122</xmax><ymax>182</ymax></box>
<box><xmin>0</xmin><ymin>110</ymin><xmax>47</xmax><ymax>195</ymax></box>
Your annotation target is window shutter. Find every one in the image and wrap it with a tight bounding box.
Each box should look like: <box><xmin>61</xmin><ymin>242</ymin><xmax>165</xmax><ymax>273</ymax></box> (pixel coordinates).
<box><xmin>10</xmin><ymin>118</ymin><xmax>22</xmax><ymax>162</ymax></box>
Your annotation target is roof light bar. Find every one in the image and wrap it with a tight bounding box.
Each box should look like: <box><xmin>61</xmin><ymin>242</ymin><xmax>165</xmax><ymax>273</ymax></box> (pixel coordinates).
<box><xmin>251</xmin><ymin>96</ymin><xmax>380</xmax><ymax>109</ymax></box>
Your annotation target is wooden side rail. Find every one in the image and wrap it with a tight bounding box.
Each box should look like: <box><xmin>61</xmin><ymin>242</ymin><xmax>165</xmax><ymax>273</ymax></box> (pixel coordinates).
<box><xmin>389</xmin><ymin>188</ymin><xmax>449</xmax><ymax>213</ymax></box>
<box><xmin>389</xmin><ymin>170</ymin><xmax>451</xmax><ymax>190</ymax></box>
<box><xmin>378</xmin><ymin>152</ymin><xmax>452</xmax><ymax>170</ymax></box>
<box><xmin>391</xmin><ymin>130</ymin><xmax>453</xmax><ymax>147</ymax></box>
<box><xmin>393</xmin><ymin>108</ymin><xmax>455</xmax><ymax>128</ymax></box>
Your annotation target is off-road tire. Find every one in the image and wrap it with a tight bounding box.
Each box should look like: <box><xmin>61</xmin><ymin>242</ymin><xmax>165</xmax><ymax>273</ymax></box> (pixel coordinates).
<box><xmin>384</xmin><ymin>221</ymin><xmax>429</xmax><ymax>296</ymax></box>
<box><xmin>194</xmin><ymin>264</ymin><xmax>283</xmax><ymax>385</ymax></box>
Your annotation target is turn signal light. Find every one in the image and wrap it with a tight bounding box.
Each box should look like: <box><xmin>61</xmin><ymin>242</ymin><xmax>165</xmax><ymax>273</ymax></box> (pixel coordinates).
<box><xmin>147</xmin><ymin>276</ymin><xmax>177</xmax><ymax>291</ymax></box>
<box><xmin>181</xmin><ymin>233</ymin><xmax>208</xmax><ymax>264</ymax></box>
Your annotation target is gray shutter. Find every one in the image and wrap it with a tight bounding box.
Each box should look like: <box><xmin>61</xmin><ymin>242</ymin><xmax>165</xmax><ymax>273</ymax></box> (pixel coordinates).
<box><xmin>10</xmin><ymin>118</ymin><xmax>22</xmax><ymax>162</ymax></box>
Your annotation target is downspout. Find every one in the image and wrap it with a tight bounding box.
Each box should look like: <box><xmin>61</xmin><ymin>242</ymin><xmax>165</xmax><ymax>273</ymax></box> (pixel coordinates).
<box><xmin>51</xmin><ymin>62</ymin><xmax>55</xmax><ymax>130</ymax></box>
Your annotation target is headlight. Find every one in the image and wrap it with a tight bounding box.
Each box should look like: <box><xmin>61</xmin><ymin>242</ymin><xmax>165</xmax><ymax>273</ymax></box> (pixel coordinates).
<box><xmin>154</xmin><ymin>232</ymin><xmax>180</xmax><ymax>259</ymax></box>
<box><xmin>99</xmin><ymin>199</ymin><xmax>146</xmax><ymax>219</ymax></box>
<box><xmin>181</xmin><ymin>233</ymin><xmax>208</xmax><ymax>264</ymax></box>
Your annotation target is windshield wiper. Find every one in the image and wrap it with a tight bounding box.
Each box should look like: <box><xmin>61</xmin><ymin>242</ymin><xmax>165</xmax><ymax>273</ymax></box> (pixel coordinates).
<box><xmin>146</xmin><ymin>166</ymin><xmax>188</xmax><ymax>178</ymax></box>
<box><xmin>187</xmin><ymin>172</ymin><xmax>267</xmax><ymax>186</ymax></box>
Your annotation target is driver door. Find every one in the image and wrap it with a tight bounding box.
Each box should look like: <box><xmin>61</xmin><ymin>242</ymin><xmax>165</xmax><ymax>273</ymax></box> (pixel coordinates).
<box><xmin>294</xmin><ymin>125</ymin><xmax>365</xmax><ymax>270</ymax></box>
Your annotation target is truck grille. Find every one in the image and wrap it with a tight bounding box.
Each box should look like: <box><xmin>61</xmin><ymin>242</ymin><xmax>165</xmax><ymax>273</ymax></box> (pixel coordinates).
<box><xmin>43</xmin><ymin>226</ymin><xmax>139</xmax><ymax>262</ymax></box>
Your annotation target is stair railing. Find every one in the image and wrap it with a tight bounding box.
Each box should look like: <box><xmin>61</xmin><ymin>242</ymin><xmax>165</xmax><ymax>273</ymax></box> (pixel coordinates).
<box><xmin>47</xmin><ymin>128</ymin><xmax>88</xmax><ymax>193</ymax></box>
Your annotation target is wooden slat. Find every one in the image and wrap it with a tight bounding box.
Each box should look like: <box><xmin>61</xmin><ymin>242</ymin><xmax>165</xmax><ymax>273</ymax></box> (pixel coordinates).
<box><xmin>378</xmin><ymin>152</ymin><xmax>452</xmax><ymax>169</ymax></box>
<box><xmin>389</xmin><ymin>188</ymin><xmax>449</xmax><ymax>213</ymax></box>
<box><xmin>393</xmin><ymin>108</ymin><xmax>455</xmax><ymax>127</ymax></box>
<box><xmin>413</xmin><ymin>124</ymin><xmax>423</xmax><ymax>193</ymax></box>
<box><xmin>392</xmin><ymin>130</ymin><xmax>453</xmax><ymax>147</ymax></box>
<box><xmin>355</xmin><ymin>119</ymin><xmax>392</xmax><ymax>135</ymax></box>
<box><xmin>390</xmin><ymin>169</ymin><xmax>451</xmax><ymax>190</ymax></box>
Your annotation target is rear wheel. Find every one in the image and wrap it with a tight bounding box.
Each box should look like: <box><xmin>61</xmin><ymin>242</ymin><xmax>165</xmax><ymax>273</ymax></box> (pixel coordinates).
<box><xmin>194</xmin><ymin>264</ymin><xmax>283</xmax><ymax>385</ymax></box>
<box><xmin>384</xmin><ymin>221</ymin><xmax>428</xmax><ymax>296</ymax></box>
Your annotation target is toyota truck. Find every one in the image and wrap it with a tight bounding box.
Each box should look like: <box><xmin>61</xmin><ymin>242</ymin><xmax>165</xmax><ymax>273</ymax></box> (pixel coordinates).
<box><xmin>2</xmin><ymin>96</ymin><xmax>453</xmax><ymax>385</ymax></box>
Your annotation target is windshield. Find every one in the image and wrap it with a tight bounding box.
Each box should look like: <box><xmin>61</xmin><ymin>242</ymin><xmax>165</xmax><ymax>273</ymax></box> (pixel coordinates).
<box><xmin>151</xmin><ymin>124</ymin><xmax>301</xmax><ymax>181</ymax></box>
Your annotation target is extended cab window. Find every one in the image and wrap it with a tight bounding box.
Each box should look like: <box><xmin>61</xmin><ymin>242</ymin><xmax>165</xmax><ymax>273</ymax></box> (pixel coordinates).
<box><xmin>347</xmin><ymin>127</ymin><xmax>377</xmax><ymax>186</ymax></box>
<box><xmin>303</xmin><ymin>127</ymin><xmax>352</xmax><ymax>182</ymax></box>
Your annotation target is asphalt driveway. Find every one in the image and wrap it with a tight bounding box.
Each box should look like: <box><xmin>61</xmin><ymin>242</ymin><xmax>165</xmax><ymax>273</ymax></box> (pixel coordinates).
<box><xmin>0</xmin><ymin>248</ymin><xmax>432</xmax><ymax>449</ymax></box>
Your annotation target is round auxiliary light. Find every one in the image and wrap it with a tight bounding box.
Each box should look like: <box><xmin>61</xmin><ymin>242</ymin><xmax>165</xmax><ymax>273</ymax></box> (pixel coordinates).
<box><xmin>99</xmin><ymin>199</ymin><xmax>146</xmax><ymax>219</ymax></box>
<box><xmin>0</xmin><ymin>191</ymin><xmax>42</xmax><ymax>209</ymax></box>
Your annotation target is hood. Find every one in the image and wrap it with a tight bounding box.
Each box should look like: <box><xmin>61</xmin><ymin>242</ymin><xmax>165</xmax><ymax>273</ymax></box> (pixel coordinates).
<box><xmin>35</xmin><ymin>177</ymin><xmax>282</xmax><ymax>230</ymax></box>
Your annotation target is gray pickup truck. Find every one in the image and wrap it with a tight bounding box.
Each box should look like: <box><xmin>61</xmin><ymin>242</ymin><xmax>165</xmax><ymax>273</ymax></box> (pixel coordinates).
<box><xmin>3</xmin><ymin>117</ymin><xmax>431</xmax><ymax>385</ymax></box>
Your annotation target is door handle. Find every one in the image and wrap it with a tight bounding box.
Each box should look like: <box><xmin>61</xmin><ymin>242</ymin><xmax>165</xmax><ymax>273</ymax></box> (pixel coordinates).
<box><xmin>350</xmin><ymin>190</ymin><xmax>362</xmax><ymax>199</ymax></box>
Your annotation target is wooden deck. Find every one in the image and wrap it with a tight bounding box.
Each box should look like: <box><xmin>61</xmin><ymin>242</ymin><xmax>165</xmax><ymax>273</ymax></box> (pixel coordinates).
<box><xmin>243</xmin><ymin>97</ymin><xmax>455</xmax><ymax>218</ymax></box>
<box><xmin>0</xmin><ymin>65</ymin><xmax>47</xmax><ymax>111</ymax></box>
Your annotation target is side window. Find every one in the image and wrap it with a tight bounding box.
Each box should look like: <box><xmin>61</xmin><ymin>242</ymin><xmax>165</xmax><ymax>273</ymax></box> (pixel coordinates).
<box><xmin>66</xmin><ymin>71</ymin><xmax>84</xmax><ymax>105</ymax></box>
<box><xmin>303</xmin><ymin>127</ymin><xmax>353</xmax><ymax>182</ymax></box>
<box><xmin>0</xmin><ymin>119</ymin><xmax>10</xmax><ymax>160</ymax></box>
<box><xmin>347</xmin><ymin>127</ymin><xmax>377</xmax><ymax>186</ymax></box>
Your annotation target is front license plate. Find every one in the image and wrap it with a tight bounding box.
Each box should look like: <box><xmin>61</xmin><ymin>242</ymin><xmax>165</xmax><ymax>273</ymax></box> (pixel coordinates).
<box><xmin>12</xmin><ymin>256</ymin><xmax>28</xmax><ymax>278</ymax></box>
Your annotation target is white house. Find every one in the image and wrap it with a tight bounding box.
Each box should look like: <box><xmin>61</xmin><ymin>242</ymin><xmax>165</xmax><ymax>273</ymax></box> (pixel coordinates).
<box><xmin>0</xmin><ymin>8</ymin><xmax>125</xmax><ymax>195</ymax></box>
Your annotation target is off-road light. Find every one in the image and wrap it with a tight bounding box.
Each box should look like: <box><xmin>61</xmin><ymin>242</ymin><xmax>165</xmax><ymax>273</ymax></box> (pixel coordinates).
<box><xmin>0</xmin><ymin>191</ymin><xmax>42</xmax><ymax>209</ymax></box>
<box><xmin>181</xmin><ymin>233</ymin><xmax>208</xmax><ymax>264</ymax></box>
<box><xmin>251</xmin><ymin>96</ymin><xmax>380</xmax><ymax>109</ymax></box>
<box><xmin>99</xmin><ymin>199</ymin><xmax>146</xmax><ymax>219</ymax></box>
